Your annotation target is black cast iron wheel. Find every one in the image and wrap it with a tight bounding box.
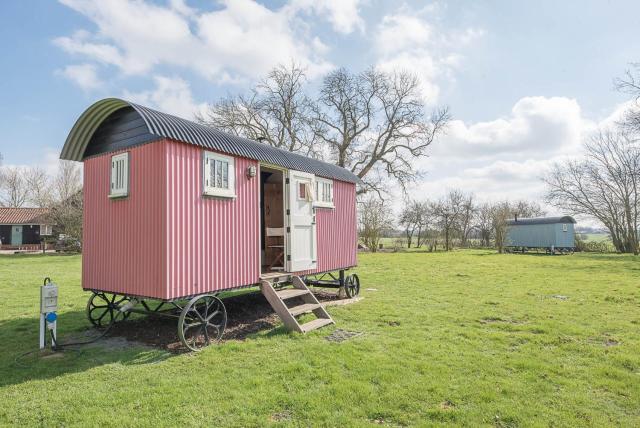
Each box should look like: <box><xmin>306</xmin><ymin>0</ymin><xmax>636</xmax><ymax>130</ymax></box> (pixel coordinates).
<box><xmin>178</xmin><ymin>294</ymin><xmax>227</xmax><ymax>351</ymax></box>
<box><xmin>345</xmin><ymin>273</ymin><xmax>360</xmax><ymax>298</ymax></box>
<box><xmin>86</xmin><ymin>292</ymin><xmax>130</xmax><ymax>328</ymax></box>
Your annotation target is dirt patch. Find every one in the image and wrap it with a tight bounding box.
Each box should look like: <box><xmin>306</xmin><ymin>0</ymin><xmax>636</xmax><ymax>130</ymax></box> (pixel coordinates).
<box><xmin>478</xmin><ymin>316</ymin><xmax>525</xmax><ymax>325</ymax></box>
<box><xmin>270</xmin><ymin>410</ymin><xmax>292</xmax><ymax>422</ymax></box>
<box><xmin>478</xmin><ymin>316</ymin><xmax>506</xmax><ymax>324</ymax></box>
<box><xmin>100</xmin><ymin>289</ymin><xmax>350</xmax><ymax>352</ymax></box>
<box><xmin>440</xmin><ymin>400</ymin><xmax>456</xmax><ymax>410</ymax></box>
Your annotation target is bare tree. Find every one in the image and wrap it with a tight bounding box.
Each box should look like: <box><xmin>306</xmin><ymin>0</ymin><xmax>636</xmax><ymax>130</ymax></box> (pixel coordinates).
<box><xmin>458</xmin><ymin>193</ymin><xmax>477</xmax><ymax>247</ymax></box>
<box><xmin>199</xmin><ymin>64</ymin><xmax>449</xmax><ymax>198</ymax></box>
<box><xmin>314</xmin><ymin>68</ymin><xmax>449</xmax><ymax>196</ymax></box>
<box><xmin>399</xmin><ymin>199</ymin><xmax>425</xmax><ymax>248</ymax></box>
<box><xmin>475</xmin><ymin>202</ymin><xmax>494</xmax><ymax>247</ymax></box>
<box><xmin>25</xmin><ymin>167</ymin><xmax>53</xmax><ymax>208</ymax></box>
<box><xmin>614</xmin><ymin>63</ymin><xmax>640</xmax><ymax>132</ymax></box>
<box><xmin>431</xmin><ymin>190</ymin><xmax>466</xmax><ymax>251</ymax></box>
<box><xmin>512</xmin><ymin>200</ymin><xmax>545</xmax><ymax>219</ymax></box>
<box><xmin>358</xmin><ymin>195</ymin><xmax>393</xmax><ymax>252</ymax></box>
<box><xmin>491</xmin><ymin>202</ymin><xmax>512</xmax><ymax>254</ymax></box>
<box><xmin>0</xmin><ymin>166</ymin><xmax>29</xmax><ymax>208</ymax></box>
<box><xmin>197</xmin><ymin>63</ymin><xmax>317</xmax><ymax>155</ymax></box>
<box><xmin>544</xmin><ymin>130</ymin><xmax>640</xmax><ymax>254</ymax></box>
<box><xmin>49</xmin><ymin>190</ymin><xmax>83</xmax><ymax>246</ymax></box>
<box><xmin>414</xmin><ymin>202</ymin><xmax>432</xmax><ymax>248</ymax></box>
<box><xmin>55</xmin><ymin>161</ymin><xmax>82</xmax><ymax>203</ymax></box>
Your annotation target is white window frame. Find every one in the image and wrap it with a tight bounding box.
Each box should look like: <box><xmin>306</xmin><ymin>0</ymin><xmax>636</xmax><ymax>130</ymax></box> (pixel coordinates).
<box><xmin>109</xmin><ymin>152</ymin><xmax>129</xmax><ymax>198</ymax></box>
<box><xmin>314</xmin><ymin>177</ymin><xmax>334</xmax><ymax>208</ymax></box>
<box><xmin>562</xmin><ymin>224</ymin><xmax>568</xmax><ymax>232</ymax></box>
<box><xmin>203</xmin><ymin>151</ymin><xmax>236</xmax><ymax>198</ymax></box>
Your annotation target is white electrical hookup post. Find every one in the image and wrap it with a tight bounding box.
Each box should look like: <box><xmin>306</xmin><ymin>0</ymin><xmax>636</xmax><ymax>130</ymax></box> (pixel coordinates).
<box><xmin>40</xmin><ymin>278</ymin><xmax>58</xmax><ymax>350</ymax></box>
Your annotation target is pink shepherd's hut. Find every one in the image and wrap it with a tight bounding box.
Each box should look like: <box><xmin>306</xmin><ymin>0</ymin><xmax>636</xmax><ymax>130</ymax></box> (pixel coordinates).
<box><xmin>60</xmin><ymin>98</ymin><xmax>361</xmax><ymax>350</ymax></box>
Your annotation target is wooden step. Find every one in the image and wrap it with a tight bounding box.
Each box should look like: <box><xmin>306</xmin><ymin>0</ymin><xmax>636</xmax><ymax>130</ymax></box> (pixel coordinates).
<box><xmin>276</xmin><ymin>288</ymin><xmax>310</xmax><ymax>300</ymax></box>
<box><xmin>261</xmin><ymin>276</ymin><xmax>335</xmax><ymax>334</ymax></box>
<box><xmin>289</xmin><ymin>303</ymin><xmax>321</xmax><ymax>316</ymax></box>
<box><xmin>299</xmin><ymin>317</ymin><xmax>334</xmax><ymax>333</ymax></box>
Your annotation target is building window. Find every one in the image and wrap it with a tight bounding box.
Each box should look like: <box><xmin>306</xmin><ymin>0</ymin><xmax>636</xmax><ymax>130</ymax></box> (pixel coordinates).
<box><xmin>203</xmin><ymin>151</ymin><xmax>236</xmax><ymax>198</ymax></box>
<box><xmin>110</xmin><ymin>152</ymin><xmax>129</xmax><ymax>198</ymax></box>
<box><xmin>562</xmin><ymin>224</ymin><xmax>568</xmax><ymax>232</ymax></box>
<box><xmin>297</xmin><ymin>181</ymin><xmax>313</xmax><ymax>201</ymax></box>
<box><xmin>314</xmin><ymin>177</ymin><xmax>334</xmax><ymax>208</ymax></box>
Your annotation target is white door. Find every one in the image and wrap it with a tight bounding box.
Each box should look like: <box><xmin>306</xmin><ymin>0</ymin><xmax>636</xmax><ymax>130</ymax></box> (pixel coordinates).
<box><xmin>286</xmin><ymin>170</ymin><xmax>317</xmax><ymax>272</ymax></box>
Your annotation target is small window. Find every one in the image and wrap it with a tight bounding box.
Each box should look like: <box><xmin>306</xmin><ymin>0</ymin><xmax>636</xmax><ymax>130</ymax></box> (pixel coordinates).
<box><xmin>110</xmin><ymin>152</ymin><xmax>129</xmax><ymax>198</ymax></box>
<box><xmin>297</xmin><ymin>181</ymin><xmax>314</xmax><ymax>201</ymax></box>
<box><xmin>562</xmin><ymin>224</ymin><xmax>568</xmax><ymax>232</ymax></box>
<box><xmin>203</xmin><ymin>151</ymin><xmax>235</xmax><ymax>198</ymax></box>
<box><xmin>40</xmin><ymin>225</ymin><xmax>52</xmax><ymax>236</ymax></box>
<box><xmin>314</xmin><ymin>177</ymin><xmax>334</xmax><ymax>208</ymax></box>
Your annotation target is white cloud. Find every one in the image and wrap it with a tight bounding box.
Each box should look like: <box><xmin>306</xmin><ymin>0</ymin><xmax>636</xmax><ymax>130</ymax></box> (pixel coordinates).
<box><xmin>289</xmin><ymin>0</ymin><xmax>366</xmax><ymax>34</ymax></box>
<box><xmin>432</xmin><ymin>96</ymin><xmax>587</xmax><ymax>159</ymax></box>
<box><xmin>401</xmin><ymin>96</ymin><xmax>628</xmax><ymax>213</ymax></box>
<box><xmin>56</xmin><ymin>63</ymin><xmax>102</xmax><ymax>91</ymax></box>
<box><xmin>122</xmin><ymin>76</ymin><xmax>207</xmax><ymax>120</ymax></box>
<box><xmin>376</xmin><ymin>14</ymin><xmax>432</xmax><ymax>55</ymax></box>
<box><xmin>374</xmin><ymin>6</ymin><xmax>484</xmax><ymax>103</ymax></box>
<box><xmin>56</xmin><ymin>0</ymin><xmax>333</xmax><ymax>82</ymax></box>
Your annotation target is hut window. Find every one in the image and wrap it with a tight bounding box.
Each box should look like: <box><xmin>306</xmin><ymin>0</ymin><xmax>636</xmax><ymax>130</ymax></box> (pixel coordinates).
<box><xmin>203</xmin><ymin>151</ymin><xmax>235</xmax><ymax>198</ymax></box>
<box><xmin>109</xmin><ymin>152</ymin><xmax>129</xmax><ymax>198</ymax></box>
<box><xmin>314</xmin><ymin>177</ymin><xmax>334</xmax><ymax>208</ymax></box>
<box><xmin>562</xmin><ymin>224</ymin><xmax>568</xmax><ymax>232</ymax></box>
<box><xmin>297</xmin><ymin>181</ymin><xmax>314</xmax><ymax>202</ymax></box>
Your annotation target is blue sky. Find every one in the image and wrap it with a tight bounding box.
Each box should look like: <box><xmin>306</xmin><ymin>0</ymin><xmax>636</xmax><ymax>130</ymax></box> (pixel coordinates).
<box><xmin>1</xmin><ymin>0</ymin><xmax>638</xmax><ymax>207</ymax></box>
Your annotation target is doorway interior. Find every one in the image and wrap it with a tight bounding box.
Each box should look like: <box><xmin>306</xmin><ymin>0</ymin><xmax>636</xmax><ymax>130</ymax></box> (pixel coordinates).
<box><xmin>260</xmin><ymin>166</ymin><xmax>286</xmax><ymax>273</ymax></box>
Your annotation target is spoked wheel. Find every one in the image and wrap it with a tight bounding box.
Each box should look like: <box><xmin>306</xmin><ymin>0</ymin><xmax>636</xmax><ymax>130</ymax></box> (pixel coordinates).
<box><xmin>86</xmin><ymin>292</ymin><xmax>131</xmax><ymax>328</ymax></box>
<box><xmin>344</xmin><ymin>273</ymin><xmax>360</xmax><ymax>298</ymax></box>
<box><xmin>178</xmin><ymin>294</ymin><xmax>227</xmax><ymax>351</ymax></box>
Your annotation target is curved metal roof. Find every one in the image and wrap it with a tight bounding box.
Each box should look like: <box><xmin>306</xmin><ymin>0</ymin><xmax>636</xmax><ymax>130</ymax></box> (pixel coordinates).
<box><xmin>507</xmin><ymin>216</ymin><xmax>576</xmax><ymax>226</ymax></box>
<box><xmin>60</xmin><ymin>98</ymin><xmax>361</xmax><ymax>184</ymax></box>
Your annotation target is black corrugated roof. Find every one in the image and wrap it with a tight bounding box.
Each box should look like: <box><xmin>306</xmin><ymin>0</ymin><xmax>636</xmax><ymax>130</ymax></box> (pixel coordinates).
<box><xmin>60</xmin><ymin>98</ymin><xmax>361</xmax><ymax>184</ymax></box>
<box><xmin>507</xmin><ymin>216</ymin><xmax>576</xmax><ymax>226</ymax></box>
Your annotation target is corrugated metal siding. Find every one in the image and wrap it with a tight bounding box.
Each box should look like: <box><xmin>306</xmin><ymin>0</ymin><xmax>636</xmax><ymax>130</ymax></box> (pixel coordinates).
<box><xmin>296</xmin><ymin>180</ymin><xmax>358</xmax><ymax>276</ymax></box>
<box><xmin>82</xmin><ymin>138</ymin><xmax>357</xmax><ymax>300</ymax></box>
<box><xmin>555</xmin><ymin>223</ymin><xmax>575</xmax><ymax>248</ymax></box>
<box><xmin>82</xmin><ymin>142</ymin><xmax>166</xmax><ymax>299</ymax></box>
<box><xmin>165</xmin><ymin>141</ymin><xmax>260</xmax><ymax>299</ymax></box>
<box><xmin>507</xmin><ymin>223</ymin><xmax>575</xmax><ymax>248</ymax></box>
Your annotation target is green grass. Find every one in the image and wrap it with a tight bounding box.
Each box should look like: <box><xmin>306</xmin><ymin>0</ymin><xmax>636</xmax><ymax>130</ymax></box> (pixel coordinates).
<box><xmin>1</xmin><ymin>251</ymin><xmax>639</xmax><ymax>426</ymax></box>
<box><xmin>581</xmin><ymin>233</ymin><xmax>612</xmax><ymax>243</ymax></box>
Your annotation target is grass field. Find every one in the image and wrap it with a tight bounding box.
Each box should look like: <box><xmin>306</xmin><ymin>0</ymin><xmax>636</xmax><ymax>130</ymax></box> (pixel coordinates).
<box><xmin>1</xmin><ymin>251</ymin><xmax>639</xmax><ymax>426</ymax></box>
<box><xmin>581</xmin><ymin>233</ymin><xmax>612</xmax><ymax>243</ymax></box>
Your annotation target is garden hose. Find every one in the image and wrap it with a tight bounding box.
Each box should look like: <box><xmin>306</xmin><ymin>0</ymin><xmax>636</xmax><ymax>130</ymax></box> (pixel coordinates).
<box><xmin>13</xmin><ymin>309</ymin><xmax>123</xmax><ymax>367</ymax></box>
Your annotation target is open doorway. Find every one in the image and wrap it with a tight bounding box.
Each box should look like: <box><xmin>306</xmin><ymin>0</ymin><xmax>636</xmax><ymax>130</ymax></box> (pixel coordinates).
<box><xmin>260</xmin><ymin>166</ymin><xmax>286</xmax><ymax>273</ymax></box>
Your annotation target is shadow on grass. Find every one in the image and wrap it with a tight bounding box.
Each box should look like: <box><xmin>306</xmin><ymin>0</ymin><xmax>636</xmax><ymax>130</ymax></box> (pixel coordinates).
<box><xmin>0</xmin><ymin>291</ymin><xmax>295</xmax><ymax>388</ymax></box>
<box><xmin>0</xmin><ymin>310</ymin><xmax>175</xmax><ymax>388</ymax></box>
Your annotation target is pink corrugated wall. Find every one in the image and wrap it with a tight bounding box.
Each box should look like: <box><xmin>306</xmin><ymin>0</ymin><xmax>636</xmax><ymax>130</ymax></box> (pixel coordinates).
<box><xmin>164</xmin><ymin>140</ymin><xmax>260</xmax><ymax>299</ymax></box>
<box><xmin>82</xmin><ymin>142</ymin><xmax>166</xmax><ymax>299</ymax></box>
<box><xmin>296</xmin><ymin>179</ymin><xmax>358</xmax><ymax>276</ymax></box>
<box><xmin>82</xmin><ymin>139</ymin><xmax>357</xmax><ymax>300</ymax></box>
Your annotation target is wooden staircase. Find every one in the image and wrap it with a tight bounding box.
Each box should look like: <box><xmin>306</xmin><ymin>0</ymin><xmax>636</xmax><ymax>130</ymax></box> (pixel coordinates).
<box><xmin>260</xmin><ymin>274</ymin><xmax>334</xmax><ymax>333</ymax></box>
